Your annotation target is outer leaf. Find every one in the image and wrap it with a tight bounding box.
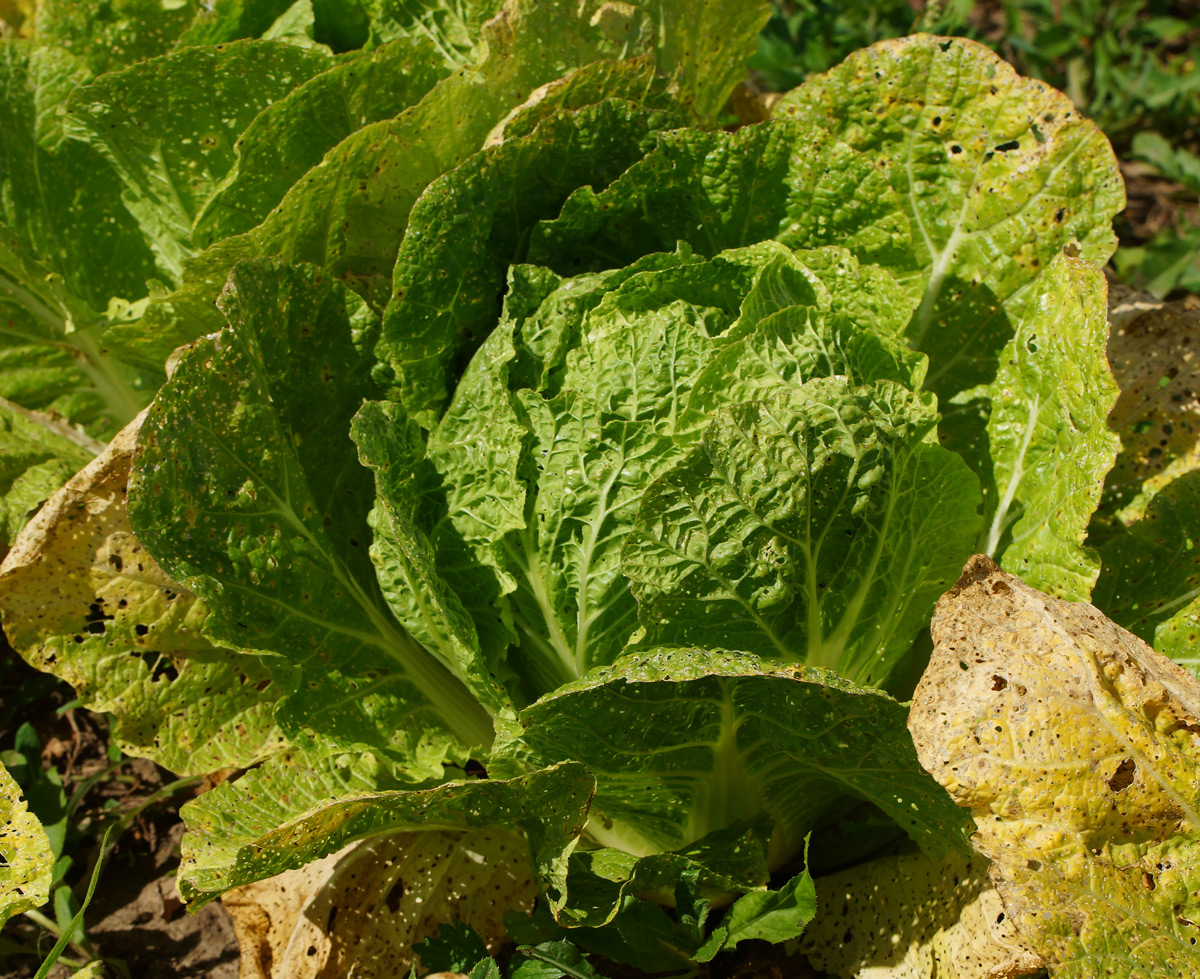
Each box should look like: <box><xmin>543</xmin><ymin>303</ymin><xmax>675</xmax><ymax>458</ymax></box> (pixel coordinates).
<box><xmin>33</xmin><ymin>0</ymin><xmax>199</xmax><ymax>75</ymax></box>
<box><xmin>0</xmin><ymin>416</ymin><xmax>286</xmax><ymax>774</ymax></box>
<box><xmin>176</xmin><ymin>0</ymin><xmax>298</xmax><ymax>46</ymax></box>
<box><xmin>0</xmin><ymin>45</ymin><xmax>159</xmax><ymax>435</ymax></box>
<box><xmin>514</xmin><ymin>648</ymin><xmax>974</xmax><ymax>879</ymax></box>
<box><xmin>1092</xmin><ymin>471</ymin><xmax>1200</xmax><ymax>678</ymax></box>
<box><xmin>352</xmin><ymin>399</ymin><xmax>514</xmax><ymax>719</ymax></box>
<box><xmin>224</xmin><ymin>827</ymin><xmax>535</xmax><ymax>978</ymax></box>
<box><xmin>180</xmin><ymin>755</ymin><xmax>593</xmax><ymax>907</ymax></box>
<box><xmin>966</xmin><ymin>255</ymin><xmax>1119</xmax><ymax>601</ymax></box>
<box><xmin>127</xmin><ymin>260</ymin><xmax>494</xmax><ymax>759</ymax></box>
<box><xmin>0</xmin><ymin>760</ymin><xmax>51</xmax><ymax>926</ymax></box>
<box><xmin>0</xmin><ymin>402</ymin><xmax>94</xmax><ymax>548</ymax></box>
<box><xmin>909</xmin><ymin>555</ymin><xmax>1200</xmax><ymax>977</ymax></box>
<box><xmin>624</xmin><ymin>381</ymin><xmax>981</xmax><ymax>687</ymax></box>
<box><xmin>798</xmin><ymin>851</ymin><xmax>1040</xmax><ymax>979</ymax></box>
<box><xmin>526</xmin><ymin>118</ymin><xmax>911</xmax><ymax>277</ymax></box>
<box><xmin>1101</xmin><ymin>283</ymin><xmax>1200</xmax><ymax>520</ymax></box>
<box><xmin>484</xmin><ymin>57</ymin><xmax>675</xmax><ymax>148</ymax></box>
<box><xmin>192</xmin><ymin>39</ymin><xmax>449</xmax><ymax>246</ymax></box>
<box><xmin>777</xmin><ymin>34</ymin><xmax>1123</xmax><ymax>394</ymax></box>
<box><xmin>510</xmin><ymin>941</ymin><xmax>600</xmax><ymax>979</ymax></box>
<box><xmin>67</xmin><ymin>40</ymin><xmax>332</xmax><ymax>280</ymax></box>
<box><xmin>779</xmin><ymin>36</ymin><xmax>1123</xmax><ymax>599</ymax></box>
<box><xmin>369</xmin><ymin>0</ymin><xmax>508</xmax><ymax>68</ymax></box>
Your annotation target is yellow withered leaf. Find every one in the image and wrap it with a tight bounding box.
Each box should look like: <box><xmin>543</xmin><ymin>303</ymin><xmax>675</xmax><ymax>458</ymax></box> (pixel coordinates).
<box><xmin>910</xmin><ymin>555</ymin><xmax>1200</xmax><ymax>977</ymax></box>
<box><xmin>800</xmin><ymin>850</ymin><xmax>1040</xmax><ymax>979</ymax></box>
<box><xmin>224</xmin><ymin>828</ymin><xmax>535</xmax><ymax>978</ymax></box>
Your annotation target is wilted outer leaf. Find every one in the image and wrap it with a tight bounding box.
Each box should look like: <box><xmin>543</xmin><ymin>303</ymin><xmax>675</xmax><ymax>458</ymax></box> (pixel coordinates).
<box><xmin>799</xmin><ymin>850</ymin><xmax>1040</xmax><ymax>979</ymax></box>
<box><xmin>514</xmin><ymin>648</ymin><xmax>973</xmax><ymax>881</ymax></box>
<box><xmin>180</xmin><ymin>757</ymin><xmax>592</xmax><ymax>907</ymax></box>
<box><xmin>0</xmin><ymin>415</ymin><xmax>286</xmax><ymax>774</ymax></box>
<box><xmin>225</xmin><ymin>828</ymin><xmax>535</xmax><ymax>978</ymax></box>
<box><xmin>909</xmin><ymin>555</ymin><xmax>1200</xmax><ymax>977</ymax></box>
<box><xmin>0</xmin><ymin>760</ymin><xmax>51</xmax><ymax>926</ymax></box>
<box><xmin>1103</xmin><ymin>283</ymin><xmax>1200</xmax><ymax>517</ymax></box>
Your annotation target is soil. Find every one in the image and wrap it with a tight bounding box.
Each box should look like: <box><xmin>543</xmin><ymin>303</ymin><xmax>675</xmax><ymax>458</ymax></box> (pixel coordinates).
<box><xmin>0</xmin><ymin>652</ymin><xmax>238</xmax><ymax>978</ymax></box>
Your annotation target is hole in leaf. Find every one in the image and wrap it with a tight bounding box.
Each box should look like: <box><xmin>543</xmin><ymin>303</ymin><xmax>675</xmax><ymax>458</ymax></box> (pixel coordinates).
<box><xmin>1108</xmin><ymin>758</ymin><xmax>1136</xmax><ymax>792</ymax></box>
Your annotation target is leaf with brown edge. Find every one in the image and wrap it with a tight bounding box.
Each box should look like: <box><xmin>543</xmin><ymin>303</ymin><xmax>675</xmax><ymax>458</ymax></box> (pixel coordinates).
<box><xmin>224</xmin><ymin>828</ymin><xmax>535</xmax><ymax>979</ymax></box>
<box><xmin>0</xmin><ymin>413</ymin><xmax>287</xmax><ymax>775</ymax></box>
<box><xmin>909</xmin><ymin>554</ymin><xmax>1200</xmax><ymax>978</ymax></box>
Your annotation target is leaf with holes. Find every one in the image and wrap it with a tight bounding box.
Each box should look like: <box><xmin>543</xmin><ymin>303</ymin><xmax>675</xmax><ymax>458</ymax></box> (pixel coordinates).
<box><xmin>910</xmin><ymin>555</ymin><xmax>1200</xmax><ymax>977</ymax></box>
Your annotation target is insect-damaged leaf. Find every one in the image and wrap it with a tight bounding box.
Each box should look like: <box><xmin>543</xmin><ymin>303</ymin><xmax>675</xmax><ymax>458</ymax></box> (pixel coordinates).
<box><xmin>909</xmin><ymin>555</ymin><xmax>1200</xmax><ymax>978</ymax></box>
<box><xmin>224</xmin><ymin>828</ymin><xmax>535</xmax><ymax>979</ymax></box>
<box><xmin>0</xmin><ymin>760</ymin><xmax>51</xmax><ymax>926</ymax></box>
<box><xmin>0</xmin><ymin>414</ymin><xmax>286</xmax><ymax>774</ymax></box>
<box><xmin>799</xmin><ymin>850</ymin><xmax>1040</xmax><ymax>979</ymax></box>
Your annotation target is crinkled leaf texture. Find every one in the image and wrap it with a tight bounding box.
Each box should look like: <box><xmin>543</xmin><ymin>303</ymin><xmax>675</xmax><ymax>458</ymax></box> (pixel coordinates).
<box><xmin>624</xmin><ymin>380</ymin><xmax>981</xmax><ymax>686</ymax></box>
<box><xmin>424</xmin><ymin>241</ymin><xmax>976</xmax><ymax>696</ymax></box>
<box><xmin>0</xmin><ymin>415</ymin><xmax>286</xmax><ymax>774</ymax></box>
<box><xmin>0</xmin><ymin>760</ymin><xmax>51</xmax><ymax>926</ymax></box>
<box><xmin>526</xmin><ymin>34</ymin><xmax>1122</xmax><ymax>602</ymax></box>
<box><xmin>1102</xmin><ymin>282</ymin><xmax>1200</xmax><ymax>517</ymax></box>
<box><xmin>910</xmin><ymin>555</ymin><xmax>1200</xmax><ymax>977</ymax></box>
<box><xmin>224</xmin><ymin>827</ymin><xmax>536</xmax><ymax>979</ymax></box>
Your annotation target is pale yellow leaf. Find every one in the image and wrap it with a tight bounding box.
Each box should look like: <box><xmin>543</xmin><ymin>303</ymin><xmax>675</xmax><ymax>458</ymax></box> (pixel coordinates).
<box><xmin>909</xmin><ymin>554</ymin><xmax>1200</xmax><ymax>978</ymax></box>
